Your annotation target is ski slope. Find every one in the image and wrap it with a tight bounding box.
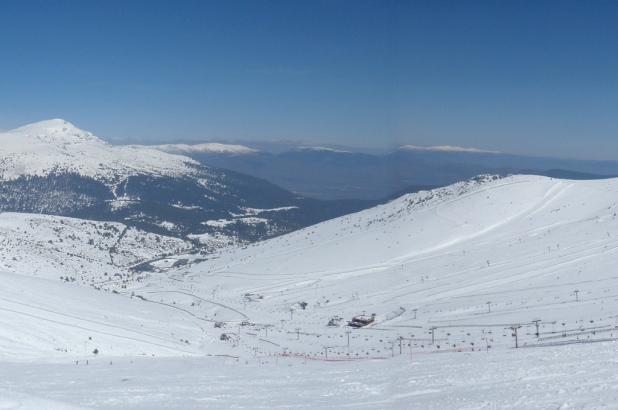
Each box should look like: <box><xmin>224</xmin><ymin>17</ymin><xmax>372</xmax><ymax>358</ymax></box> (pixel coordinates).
<box><xmin>137</xmin><ymin>174</ymin><xmax>618</xmax><ymax>359</ymax></box>
<box><xmin>3</xmin><ymin>174</ymin><xmax>618</xmax><ymax>408</ymax></box>
<box><xmin>0</xmin><ymin>213</ymin><xmax>217</xmax><ymax>361</ymax></box>
<box><xmin>0</xmin><ymin>271</ymin><xmax>229</xmax><ymax>360</ymax></box>
<box><xmin>4</xmin><ymin>342</ymin><xmax>618</xmax><ymax>409</ymax></box>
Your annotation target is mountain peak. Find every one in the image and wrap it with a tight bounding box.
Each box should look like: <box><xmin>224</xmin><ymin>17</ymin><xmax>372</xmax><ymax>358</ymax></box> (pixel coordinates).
<box><xmin>12</xmin><ymin>119</ymin><xmax>102</xmax><ymax>144</ymax></box>
<box><xmin>28</xmin><ymin>118</ymin><xmax>73</xmax><ymax>128</ymax></box>
<box><xmin>16</xmin><ymin>118</ymin><xmax>78</xmax><ymax>132</ymax></box>
<box><xmin>0</xmin><ymin>119</ymin><xmax>199</xmax><ymax>183</ymax></box>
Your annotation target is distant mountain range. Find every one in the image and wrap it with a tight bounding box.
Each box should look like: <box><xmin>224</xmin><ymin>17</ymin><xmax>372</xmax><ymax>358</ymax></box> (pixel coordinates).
<box><xmin>153</xmin><ymin>141</ymin><xmax>618</xmax><ymax>200</ymax></box>
<box><xmin>0</xmin><ymin>120</ymin><xmax>372</xmax><ymax>249</ymax></box>
<box><xmin>4</xmin><ymin>120</ymin><xmax>615</xmax><ymax>252</ymax></box>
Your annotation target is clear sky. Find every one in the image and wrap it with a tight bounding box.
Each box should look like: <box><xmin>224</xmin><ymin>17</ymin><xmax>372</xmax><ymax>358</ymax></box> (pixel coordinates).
<box><xmin>0</xmin><ymin>0</ymin><xmax>617</xmax><ymax>159</ymax></box>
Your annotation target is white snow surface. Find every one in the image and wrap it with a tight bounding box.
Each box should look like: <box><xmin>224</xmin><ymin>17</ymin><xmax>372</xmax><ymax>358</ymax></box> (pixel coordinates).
<box><xmin>0</xmin><ymin>212</ymin><xmax>192</xmax><ymax>283</ymax></box>
<box><xmin>166</xmin><ymin>175</ymin><xmax>618</xmax><ymax>358</ymax></box>
<box><xmin>240</xmin><ymin>206</ymin><xmax>298</xmax><ymax>215</ymax></box>
<box><xmin>3</xmin><ymin>342</ymin><xmax>618</xmax><ymax>409</ymax></box>
<box><xmin>0</xmin><ymin>119</ymin><xmax>199</xmax><ymax>182</ymax></box>
<box><xmin>0</xmin><ymin>271</ymin><xmax>224</xmax><ymax>361</ymax></box>
<box><xmin>3</xmin><ymin>174</ymin><xmax>618</xmax><ymax>408</ymax></box>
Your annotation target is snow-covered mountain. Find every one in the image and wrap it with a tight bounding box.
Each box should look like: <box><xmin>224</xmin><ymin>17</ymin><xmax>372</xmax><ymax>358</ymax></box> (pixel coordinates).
<box><xmin>141</xmin><ymin>174</ymin><xmax>618</xmax><ymax>358</ymax></box>
<box><xmin>6</xmin><ymin>173</ymin><xmax>618</xmax><ymax>357</ymax></box>
<box><xmin>0</xmin><ymin>119</ymin><xmax>197</xmax><ymax>182</ymax></box>
<box><xmin>3</xmin><ymin>174</ymin><xmax>618</xmax><ymax>407</ymax></box>
<box><xmin>0</xmin><ymin>120</ymin><xmax>372</xmax><ymax>245</ymax></box>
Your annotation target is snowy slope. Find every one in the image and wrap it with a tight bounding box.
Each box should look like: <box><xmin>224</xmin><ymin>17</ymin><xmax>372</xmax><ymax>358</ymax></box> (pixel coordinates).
<box><xmin>135</xmin><ymin>174</ymin><xmax>618</xmax><ymax>359</ymax></box>
<box><xmin>0</xmin><ymin>120</ymin><xmax>198</xmax><ymax>182</ymax></box>
<box><xmin>3</xmin><ymin>342</ymin><xmax>618</xmax><ymax>409</ymax></box>
<box><xmin>5</xmin><ymin>174</ymin><xmax>618</xmax><ymax>361</ymax></box>
<box><xmin>2</xmin><ymin>174</ymin><xmax>618</xmax><ymax>408</ymax></box>
<box><xmin>0</xmin><ymin>212</ymin><xmax>192</xmax><ymax>286</ymax></box>
<box><xmin>0</xmin><ymin>271</ymin><xmax>223</xmax><ymax>360</ymax></box>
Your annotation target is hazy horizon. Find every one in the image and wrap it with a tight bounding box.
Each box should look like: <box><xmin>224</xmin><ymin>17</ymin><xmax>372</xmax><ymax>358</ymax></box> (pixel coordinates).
<box><xmin>3</xmin><ymin>116</ymin><xmax>618</xmax><ymax>163</ymax></box>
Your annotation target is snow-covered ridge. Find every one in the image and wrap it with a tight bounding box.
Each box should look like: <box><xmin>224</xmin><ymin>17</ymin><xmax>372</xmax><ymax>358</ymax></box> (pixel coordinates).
<box><xmin>296</xmin><ymin>146</ymin><xmax>351</xmax><ymax>153</ymax></box>
<box><xmin>199</xmin><ymin>174</ymin><xmax>540</xmax><ymax>275</ymax></box>
<box><xmin>399</xmin><ymin>144</ymin><xmax>500</xmax><ymax>154</ymax></box>
<box><xmin>0</xmin><ymin>119</ymin><xmax>200</xmax><ymax>182</ymax></box>
<box><xmin>151</xmin><ymin>142</ymin><xmax>258</xmax><ymax>155</ymax></box>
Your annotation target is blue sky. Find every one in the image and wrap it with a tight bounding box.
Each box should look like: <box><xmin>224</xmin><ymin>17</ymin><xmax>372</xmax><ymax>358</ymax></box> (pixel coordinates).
<box><xmin>0</xmin><ymin>0</ymin><xmax>617</xmax><ymax>159</ymax></box>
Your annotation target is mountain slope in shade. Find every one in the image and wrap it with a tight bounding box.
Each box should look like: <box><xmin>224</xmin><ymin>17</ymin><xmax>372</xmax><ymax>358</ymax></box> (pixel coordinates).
<box><xmin>0</xmin><ymin>120</ymin><xmax>374</xmax><ymax>245</ymax></box>
<box><xmin>168</xmin><ymin>142</ymin><xmax>618</xmax><ymax>200</ymax></box>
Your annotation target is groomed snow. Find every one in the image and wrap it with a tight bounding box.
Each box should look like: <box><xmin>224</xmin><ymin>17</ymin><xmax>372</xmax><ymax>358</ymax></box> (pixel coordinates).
<box><xmin>0</xmin><ymin>271</ymin><xmax>223</xmax><ymax>360</ymax></box>
<box><xmin>2</xmin><ymin>341</ymin><xmax>618</xmax><ymax>409</ymax></box>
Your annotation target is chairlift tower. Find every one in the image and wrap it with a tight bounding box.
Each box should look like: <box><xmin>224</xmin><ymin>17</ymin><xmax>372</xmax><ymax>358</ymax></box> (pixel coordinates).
<box><xmin>429</xmin><ymin>327</ymin><xmax>437</xmax><ymax>345</ymax></box>
<box><xmin>509</xmin><ymin>324</ymin><xmax>522</xmax><ymax>348</ymax></box>
<box><xmin>532</xmin><ymin>319</ymin><xmax>542</xmax><ymax>338</ymax></box>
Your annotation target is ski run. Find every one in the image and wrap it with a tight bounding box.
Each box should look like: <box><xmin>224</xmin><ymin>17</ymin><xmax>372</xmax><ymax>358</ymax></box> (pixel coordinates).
<box><xmin>3</xmin><ymin>174</ymin><xmax>618</xmax><ymax>408</ymax></box>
